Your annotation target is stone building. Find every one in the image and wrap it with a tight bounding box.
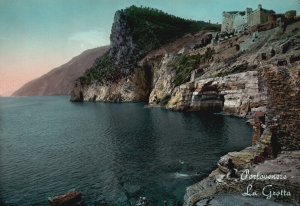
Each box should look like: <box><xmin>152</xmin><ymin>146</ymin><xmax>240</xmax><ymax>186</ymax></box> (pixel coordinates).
<box><xmin>221</xmin><ymin>4</ymin><xmax>276</xmax><ymax>34</ymax></box>
<box><xmin>248</xmin><ymin>4</ymin><xmax>275</xmax><ymax>28</ymax></box>
<box><xmin>221</xmin><ymin>10</ymin><xmax>249</xmax><ymax>33</ymax></box>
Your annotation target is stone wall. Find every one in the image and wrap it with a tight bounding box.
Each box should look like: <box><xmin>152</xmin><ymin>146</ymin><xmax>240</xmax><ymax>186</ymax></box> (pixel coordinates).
<box><xmin>248</xmin><ymin>7</ymin><xmax>275</xmax><ymax>28</ymax></box>
<box><xmin>221</xmin><ymin>12</ymin><xmax>248</xmax><ymax>33</ymax></box>
<box><xmin>221</xmin><ymin>12</ymin><xmax>235</xmax><ymax>33</ymax></box>
<box><xmin>262</xmin><ymin>65</ymin><xmax>300</xmax><ymax>150</ymax></box>
<box><xmin>248</xmin><ymin>9</ymin><xmax>261</xmax><ymax>28</ymax></box>
<box><xmin>233</xmin><ymin>13</ymin><xmax>248</xmax><ymax>33</ymax></box>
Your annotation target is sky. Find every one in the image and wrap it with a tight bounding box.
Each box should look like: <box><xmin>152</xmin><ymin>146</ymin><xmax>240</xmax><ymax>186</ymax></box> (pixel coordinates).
<box><xmin>0</xmin><ymin>0</ymin><xmax>299</xmax><ymax>96</ymax></box>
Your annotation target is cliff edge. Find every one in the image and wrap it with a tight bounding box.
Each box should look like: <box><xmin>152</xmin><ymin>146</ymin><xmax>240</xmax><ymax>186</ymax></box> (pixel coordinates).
<box><xmin>70</xmin><ymin>6</ymin><xmax>220</xmax><ymax>102</ymax></box>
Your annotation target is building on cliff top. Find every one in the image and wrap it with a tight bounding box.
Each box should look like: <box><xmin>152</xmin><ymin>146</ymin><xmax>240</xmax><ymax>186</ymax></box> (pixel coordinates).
<box><xmin>221</xmin><ymin>4</ymin><xmax>276</xmax><ymax>34</ymax></box>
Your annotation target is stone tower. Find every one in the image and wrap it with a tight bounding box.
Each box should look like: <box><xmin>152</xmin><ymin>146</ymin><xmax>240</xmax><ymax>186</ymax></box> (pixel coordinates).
<box><xmin>258</xmin><ymin>4</ymin><xmax>262</xmax><ymax>10</ymax></box>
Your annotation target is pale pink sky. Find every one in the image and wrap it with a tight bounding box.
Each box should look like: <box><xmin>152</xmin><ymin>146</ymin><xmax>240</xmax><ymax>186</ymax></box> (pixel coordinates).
<box><xmin>0</xmin><ymin>58</ymin><xmax>64</xmax><ymax>96</ymax></box>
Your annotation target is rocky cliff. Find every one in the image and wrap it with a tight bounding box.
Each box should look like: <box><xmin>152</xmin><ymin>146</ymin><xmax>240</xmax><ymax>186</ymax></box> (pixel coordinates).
<box><xmin>182</xmin><ymin>22</ymin><xmax>300</xmax><ymax>205</ymax></box>
<box><xmin>70</xmin><ymin>6</ymin><xmax>220</xmax><ymax>102</ymax></box>
<box><xmin>68</xmin><ymin>6</ymin><xmax>300</xmax><ymax>205</ymax></box>
<box><xmin>70</xmin><ymin>67</ymin><xmax>151</xmax><ymax>102</ymax></box>
<box><xmin>110</xmin><ymin>20</ymin><xmax>299</xmax><ymax>205</ymax></box>
<box><xmin>12</xmin><ymin>46</ymin><xmax>109</xmax><ymax>96</ymax></box>
<box><xmin>165</xmin><ymin>71</ymin><xmax>266</xmax><ymax>116</ymax></box>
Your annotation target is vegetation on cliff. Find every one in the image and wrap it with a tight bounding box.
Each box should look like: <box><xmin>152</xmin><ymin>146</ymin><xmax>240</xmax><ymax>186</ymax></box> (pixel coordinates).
<box><xmin>82</xmin><ymin>53</ymin><xmax>119</xmax><ymax>84</ymax></box>
<box><xmin>81</xmin><ymin>6</ymin><xmax>220</xmax><ymax>85</ymax></box>
<box><xmin>173</xmin><ymin>48</ymin><xmax>214</xmax><ymax>86</ymax></box>
<box><xmin>124</xmin><ymin>5</ymin><xmax>220</xmax><ymax>56</ymax></box>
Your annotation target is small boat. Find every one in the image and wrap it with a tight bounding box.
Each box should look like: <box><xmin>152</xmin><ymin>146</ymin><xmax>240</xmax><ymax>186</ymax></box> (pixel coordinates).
<box><xmin>48</xmin><ymin>191</ymin><xmax>84</xmax><ymax>206</ymax></box>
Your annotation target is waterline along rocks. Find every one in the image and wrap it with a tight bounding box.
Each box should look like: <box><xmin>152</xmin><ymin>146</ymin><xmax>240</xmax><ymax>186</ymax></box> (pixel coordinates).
<box><xmin>69</xmin><ymin>5</ymin><xmax>300</xmax><ymax>205</ymax></box>
<box><xmin>165</xmin><ymin>71</ymin><xmax>266</xmax><ymax>116</ymax></box>
<box><xmin>183</xmin><ymin>24</ymin><xmax>300</xmax><ymax>206</ymax></box>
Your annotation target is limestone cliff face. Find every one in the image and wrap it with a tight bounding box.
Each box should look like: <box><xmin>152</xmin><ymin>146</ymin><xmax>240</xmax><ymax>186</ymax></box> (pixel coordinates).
<box><xmin>109</xmin><ymin>10</ymin><xmax>136</xmax><ymax>73</ymax></box>
<box><xmin>70</xmin><ymin>68</ymin><xmax>150</xmax><ymax>102</ymax></box>
<box><xmin>70</xmin><ymin>10</ymin><xmax>144</xmax><ymax>102</ymax></box>
<box><xmin>148</xmin><ymin>54</ymin><xmax>177</xmax><ymax>104</ymax></box>
<box><xmin>147</xmin><ymin>23</ymin><xmax>300</xmax><ymax>120</ymax></box>
<box><xmin>70</xmin><ymin>6</ymin><xmax>220</xmax><ymax>102</ymax></box>
<box><xmin>182</xmin><ymin>22</ymin><xmax>300</xmax><ymax>206</ymax></box>
<box><xmin>146</xmin><ymin>30</ymin><xmax>271</xmax><ymax>116</ymax></box>
<box><xmin>166</xmin><ymin>71</ymin><xmax>266</xmax><ymax>116</ymax></box>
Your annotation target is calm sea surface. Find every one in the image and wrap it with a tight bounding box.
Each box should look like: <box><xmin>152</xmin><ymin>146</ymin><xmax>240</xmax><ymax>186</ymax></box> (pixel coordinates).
<box><xmin>0</xmin><ymin>96</ymin><xmax>252</xmax><ymax>206</ymax></box>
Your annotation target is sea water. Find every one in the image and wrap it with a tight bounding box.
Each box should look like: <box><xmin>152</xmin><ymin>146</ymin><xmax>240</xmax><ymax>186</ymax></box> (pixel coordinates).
<box><xmin>0</xmin><ymin>96</ymin><xmax>252</xmax><ymax>206</ymax></box>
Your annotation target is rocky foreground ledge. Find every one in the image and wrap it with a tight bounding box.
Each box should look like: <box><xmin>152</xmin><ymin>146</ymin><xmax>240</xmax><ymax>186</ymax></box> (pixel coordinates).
<box><xmin>184</xmin><ymin>149</ymin><xmax>300</xmax><ymax>206</ymax></box>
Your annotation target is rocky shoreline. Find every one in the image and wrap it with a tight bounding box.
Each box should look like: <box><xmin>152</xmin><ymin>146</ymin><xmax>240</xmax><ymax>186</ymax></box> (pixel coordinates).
<box><xmin>69</xmin><ymin>13</ymin><xmax>300</xmax><ymax>205</ymax></box>
<box><xmin>149</xmin><ymin>23</ymin><xmax>300</xmax><ymax>205</ymax></box>
<box><xmin>183</xmin><ymin>45</ymin><xmax>300</xmax><ymax>205</ymax></box>
<box><xmin>184</xmin><ymin>149</ymin><xmax>300</xmax><ymax>206</ymax></box>
<box><xmin>147</xmin><ymin>23</ymin><xmax>299</xmax><ymax>206</ymax></box>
